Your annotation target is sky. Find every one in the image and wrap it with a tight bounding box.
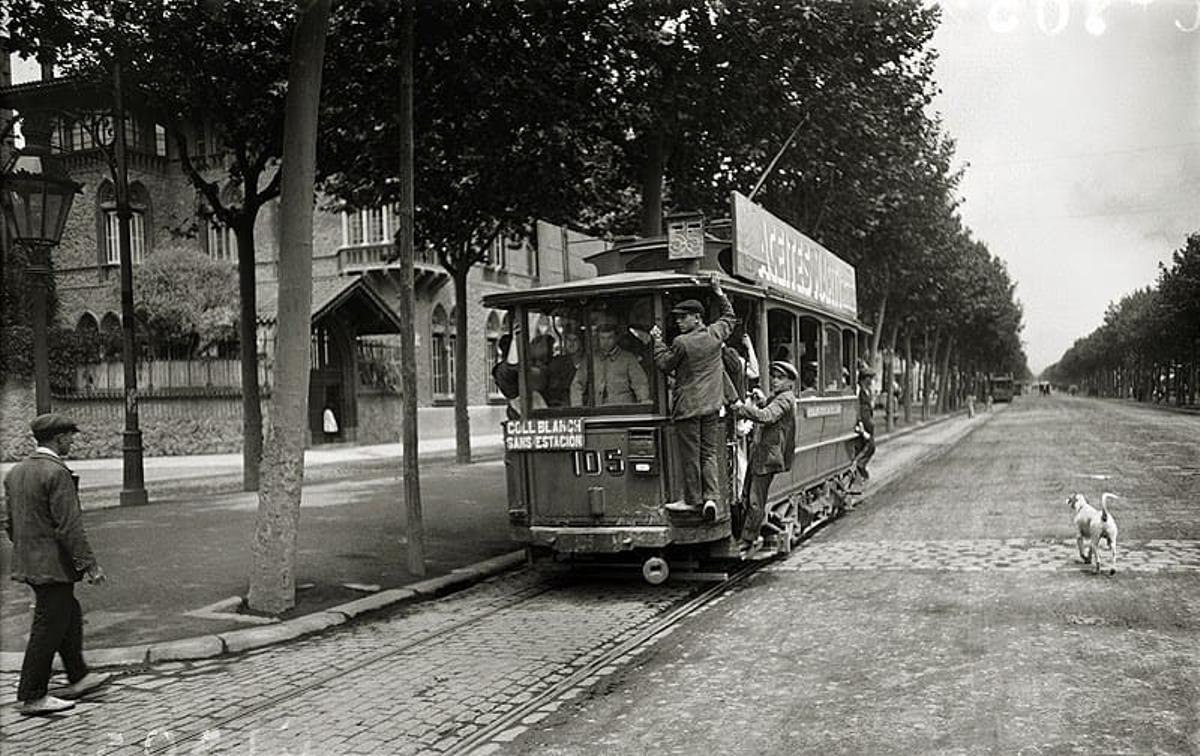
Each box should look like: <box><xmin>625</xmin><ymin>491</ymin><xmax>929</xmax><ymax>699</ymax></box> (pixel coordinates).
<box><xmin>10</xmin><ymin>2</ymin><xmax>1198</xmax><ymax>375</ymax></box>
<box><xmin>929</xmin><ymin>0</ymin><xmax>1200</xmax><ymax>374</ymax></box>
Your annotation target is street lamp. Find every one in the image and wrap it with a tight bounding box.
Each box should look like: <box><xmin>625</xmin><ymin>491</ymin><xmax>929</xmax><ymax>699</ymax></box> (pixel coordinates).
<box><xmin>2</xmin><ymin>141</ymin><xmax>82</xmax><ymax>414</ymax></box>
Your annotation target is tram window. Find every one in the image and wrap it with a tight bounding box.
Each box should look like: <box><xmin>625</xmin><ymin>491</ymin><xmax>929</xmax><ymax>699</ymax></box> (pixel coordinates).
<box><xmin>823</xmin><ymin>325</ymin><xmax>845</xmax><ymax>392</ymax></box>
<box><xmin>797</xmin><ymin>316</ymin><xmax>820</xmax><ymax>393</ymax></box>
<box><xmin>519</xmin><ymin>304</ymin><xmax>586</xmax><ymax>410</ymax></box>
<box><xmin>767</xmin><ymin>309</ymin><xmax>795</xmax><ymax>365</ymax></box>
<box><xmin>572</xmin><ymin>296</ymin><xmax>653</xmax><ymax>409</ymax></box>
<box><xmin>842</xmin><ymin>328</ymin><xmax>857</xmax><ymax>393</ymax></box>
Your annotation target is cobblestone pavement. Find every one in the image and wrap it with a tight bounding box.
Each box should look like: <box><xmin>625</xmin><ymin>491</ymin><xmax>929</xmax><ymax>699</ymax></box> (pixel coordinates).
<box><xmin>0</xmin><ymin>569</ymin><xmax>697</xmax><ymax>755</ymax></box>
<box><xmin>768</xmin><ymin>538</ymin><xmax>1200</xmax><ymax>572</ymax></box>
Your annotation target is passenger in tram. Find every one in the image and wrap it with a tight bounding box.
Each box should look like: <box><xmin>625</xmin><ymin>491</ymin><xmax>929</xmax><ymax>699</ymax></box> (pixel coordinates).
<box><xmin>799</xmin><ymin>360</ymin><xmax>820</xmax><ymax>396</ymax></box>
<box><xmin>649</xmin><ymin>273</ymin><xmax>737</xmax><ymax>520</ymax></box>
<box><xmin>733</xmin><ymin>360</ymin><xmax>798</xmax><ymax>559</ymax></box>
<box><xmin>570</xmin><ymin>322</ymin><xmax>649</xmax><ymax>406</ymax></box>
<box><xmin>853</xmin><ymin>360</ymin><xmax>877</xmax><ymax>480</ymax></box>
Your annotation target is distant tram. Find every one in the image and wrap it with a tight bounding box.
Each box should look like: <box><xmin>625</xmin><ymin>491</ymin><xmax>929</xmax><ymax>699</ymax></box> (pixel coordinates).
<box><xmin>483</xmin><ymin>192</ymin><xmax>872</xmax><ymax>583</ymax></box>
<box><xmin>990</xmin><ymin>373</ymin><xmax>1015</xmax><ymax>403</ymax></box>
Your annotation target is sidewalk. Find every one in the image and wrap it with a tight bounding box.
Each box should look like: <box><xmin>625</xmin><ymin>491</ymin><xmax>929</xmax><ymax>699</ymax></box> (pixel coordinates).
<box><xmin>0</xmin><ymin>409</ymin><xmax>983</xmax><ymax>672</ymax></box>
<box><xmin>2</xmin><ymin>434</ymin><xmax>506</xmax><ymax>509</ymax></box>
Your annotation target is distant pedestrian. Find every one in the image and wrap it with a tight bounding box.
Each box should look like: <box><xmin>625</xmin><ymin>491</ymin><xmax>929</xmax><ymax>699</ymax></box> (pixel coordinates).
<box><xmin>650</xmin><ymin>273</ymin><xmax>737</xmax><ymax>521</ymax></box>
<box><xmin>322</xmin><ymin>406</ymin><xmax>340</xmax><ymax>441</ymax></box>
<box><xmin>2</xmin><ymin>413</ymin><xmax>110</xmax><ymax>715</ymax></box>
<box><xmin>734</xmin><ymin>361</ymin><xmax>798</xmax><ymax>558</ymax></box>
<box><xmin>853</xmin><ymin>361</ymin><xmax>877</xmax><ymax>481</ymax></box>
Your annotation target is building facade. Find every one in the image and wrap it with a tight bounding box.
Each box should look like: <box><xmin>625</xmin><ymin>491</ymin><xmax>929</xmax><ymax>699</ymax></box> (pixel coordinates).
<box><xmin>1</xmin><ymin>64</ymin><xmax>604</xmax><ymax>458</ymax></box>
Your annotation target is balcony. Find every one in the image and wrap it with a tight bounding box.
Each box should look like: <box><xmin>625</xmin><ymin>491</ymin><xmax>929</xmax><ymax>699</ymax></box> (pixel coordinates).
<box><xmin>338</xmin><ymin>242</ymin><xmax>448</xmax><ymax>293</ymax></box>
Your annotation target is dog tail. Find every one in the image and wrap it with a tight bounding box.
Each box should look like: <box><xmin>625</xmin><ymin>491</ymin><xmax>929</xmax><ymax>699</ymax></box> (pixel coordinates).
<box><xmin>1100</xmin><ymin>492</ymin><xmax>1119</xmax><ymax>521</ymax></box>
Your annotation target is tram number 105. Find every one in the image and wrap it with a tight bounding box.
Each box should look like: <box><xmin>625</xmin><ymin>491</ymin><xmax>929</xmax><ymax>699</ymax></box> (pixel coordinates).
<box><xmin>573</xmin><ymin>449</ymin><xmax>625</xmax><ymax>477</ymax></box>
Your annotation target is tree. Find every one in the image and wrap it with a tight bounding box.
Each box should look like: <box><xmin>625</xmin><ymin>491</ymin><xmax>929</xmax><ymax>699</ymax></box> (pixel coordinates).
<box><xmin>248</xmin><ymin>0</ymin><xmax>331</xmax><ymax>614</ymax></box>
<box><xmin>6</xmin><ymin>0</ymin><xmax>301</xmax><ymax>491</ymax></box>
<box><xmin>126</xmin><ymin>248</ymin><xmax>237</xmax><ymax>358</ymax></box>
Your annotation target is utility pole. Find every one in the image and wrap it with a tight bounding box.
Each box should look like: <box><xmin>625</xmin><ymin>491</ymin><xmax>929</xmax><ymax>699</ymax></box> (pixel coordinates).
<box><xmin>112</xmin><ymin>58</ymin><xmax>148</xmax><ymax>507</ymax></box>
<box><xmin>398</xmin><ymin>0</ymin><xmax>425</xmax><ymax>576</ymax></box>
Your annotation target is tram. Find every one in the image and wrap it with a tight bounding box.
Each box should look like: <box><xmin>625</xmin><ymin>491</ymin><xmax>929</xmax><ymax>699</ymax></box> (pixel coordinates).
<box><xmin>483</xmin><ymin>192</ymin><xmax>871</xmax><ymax>583</ymax></box>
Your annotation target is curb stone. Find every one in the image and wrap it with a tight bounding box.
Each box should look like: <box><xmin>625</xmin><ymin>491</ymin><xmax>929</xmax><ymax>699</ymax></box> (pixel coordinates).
<box><xmin>0</xmin><ymin>550</ymin><xmax>526</xmax><ymax>673</ymax></box>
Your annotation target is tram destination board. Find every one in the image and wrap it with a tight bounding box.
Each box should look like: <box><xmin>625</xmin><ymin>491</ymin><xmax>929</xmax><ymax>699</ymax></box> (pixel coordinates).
<box><xmin>504</xmin><ymin>418</ymin><xmax>585</xmax><ymax>451</ymax></box>
<box><xmin>731</xmin><ymin>190</ymin><xmax>858</xmax><ymax>319</ymax></box>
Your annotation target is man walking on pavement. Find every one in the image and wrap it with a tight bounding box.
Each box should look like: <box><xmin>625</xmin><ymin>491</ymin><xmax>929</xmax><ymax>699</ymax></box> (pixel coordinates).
<box><xmin>2</xmin><ymin>413</ymin><xmax>110</xmax><ymax>715</ymax></box>
<box><xmin>650</xmin><ymin>272</ymin><xmax>737</xmax><ymax>520</ymax></box>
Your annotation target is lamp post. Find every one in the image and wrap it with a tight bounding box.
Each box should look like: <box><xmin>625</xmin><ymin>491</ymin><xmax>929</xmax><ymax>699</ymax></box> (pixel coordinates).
<box><xmin>1</xmin><ymin>116</ymin><xmax>81</xmax><ymax>415</ymax></box>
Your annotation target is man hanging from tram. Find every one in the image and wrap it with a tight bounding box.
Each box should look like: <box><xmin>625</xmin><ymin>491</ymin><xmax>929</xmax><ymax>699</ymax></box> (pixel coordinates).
<box><xmin>648</xmin><ymin>272</ymin><xmax>737</xmax><ymax>521</ymax></box>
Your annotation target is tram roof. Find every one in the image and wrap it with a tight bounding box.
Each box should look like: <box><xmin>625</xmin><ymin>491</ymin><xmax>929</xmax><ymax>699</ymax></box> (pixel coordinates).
<box><xmin>482</xmin><ymin>270</ymin><xmax>870</xmax><ymax>331</ymax></box>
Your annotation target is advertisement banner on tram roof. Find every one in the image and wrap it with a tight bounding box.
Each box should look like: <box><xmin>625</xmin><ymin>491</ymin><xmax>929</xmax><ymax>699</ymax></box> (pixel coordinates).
<box><xmin>730</xmin><ymin>191</ymin><xmax>858</xmax><ymax>319</ymax></box>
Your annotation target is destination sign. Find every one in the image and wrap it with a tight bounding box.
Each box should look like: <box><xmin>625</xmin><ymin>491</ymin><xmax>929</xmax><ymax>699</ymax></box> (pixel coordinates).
<box><xmin>731</xmin><ymin>191</ymin><xmax>858</xmax><ymax>319</ymax></box>
<box><xmin>505</xmin><ymin>418</ymin><xmax>585</xmax><ymax>451</ymax></box>
<box><xmin>804</xmin><ymin>403</ymin><xmax>843</xmax><ymax>419</ymax></box>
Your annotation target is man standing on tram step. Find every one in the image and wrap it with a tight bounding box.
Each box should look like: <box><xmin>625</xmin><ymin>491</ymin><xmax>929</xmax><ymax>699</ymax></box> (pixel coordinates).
<box><xmin>650</xmin><ymin>272</ymin><xmax>737</xmax><ymax>521</ymax></box>
<box><xmin>734</xmin><ymin>360</ymin><xmax>798</xmax><ymax>558</ymax></box>
<box><xmin>2</xmin><ymin>413</ymin><xmax>111</xmax><ymax>716</ymax></box>
<box><xmin>854</xmin><ymin>360</ymin><xmax>877</xmax><ymax>480</ymax></box>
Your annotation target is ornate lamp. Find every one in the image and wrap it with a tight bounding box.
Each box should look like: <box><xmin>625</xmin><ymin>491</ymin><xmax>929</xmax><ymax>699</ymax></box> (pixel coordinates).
<box><xmin>2</xmin><ymin>135</ymin><xmax>82</xmax><ymax>414</ymax></box>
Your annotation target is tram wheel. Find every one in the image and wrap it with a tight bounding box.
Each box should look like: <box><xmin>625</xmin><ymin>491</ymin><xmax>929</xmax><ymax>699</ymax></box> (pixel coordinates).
<box><xmin>642</xmin><ymin>555</ymin><xmax>670</xmax><ymax>585</ymax></box>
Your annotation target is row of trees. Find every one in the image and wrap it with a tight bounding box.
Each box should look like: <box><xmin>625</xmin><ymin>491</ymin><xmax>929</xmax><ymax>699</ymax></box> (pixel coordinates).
<box><xmin>1043</xmin><ymin>233</ymin><xmax>1199</xmax><ymax>405</ymax></box>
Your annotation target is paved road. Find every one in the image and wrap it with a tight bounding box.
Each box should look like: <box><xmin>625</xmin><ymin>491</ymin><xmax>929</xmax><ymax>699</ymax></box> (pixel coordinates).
<box><xmin>510</xmin><ymin>395</ymin><xmax>1200</xmax><ymax>755</ymax></box>
<box><xmin>1</xmin><ymin>397</ymin><xmax>1195</xmax><ymax>755</ymax></box>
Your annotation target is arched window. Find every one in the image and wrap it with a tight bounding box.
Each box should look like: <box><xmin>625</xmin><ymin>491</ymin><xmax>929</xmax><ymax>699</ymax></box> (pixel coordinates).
<box><xmin>100</xmin><ymin>312</ymin><xmax>122</xmax><ymax>362</ymax></box>
<box><xmin>431</xmin><ymin>304</ymin><xmax>452</xmax><ymax>396</ymax></box>
<box><xmin>97</xmin><ymin>180</ymin><xmax>149</xmax><ymax>266</ymax></box>
<box><xmin>76</xmin><ymin>313</ymin><xmax>100</xmax><ymax>363</ymax></box>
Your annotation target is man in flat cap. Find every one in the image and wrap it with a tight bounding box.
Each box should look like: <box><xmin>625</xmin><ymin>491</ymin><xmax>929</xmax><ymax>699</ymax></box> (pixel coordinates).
<box><xmin>650</xmin><ymin>272</ymin><xmax>737</xmax><ymax>520</ymax></box>
<box><xmin>733</xmin><ymin>360</ymin><xmax>798</xmax><ymax>558</ymax></box>
<box><xmin>854</xmin><ymin>360</ymin><xmax>877</xmax><ymax>481</ymax></box>
<box><xmin>2</xmin><ymin>413</ymin><xmax>109</xmax><ymax>715</ymax></box>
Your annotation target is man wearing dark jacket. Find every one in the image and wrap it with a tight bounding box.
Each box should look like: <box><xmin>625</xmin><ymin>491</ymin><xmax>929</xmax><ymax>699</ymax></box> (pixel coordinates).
<box><xmin>650</xmin><ymin>273</ymin><xmax>736</xmax><ymax>520</ymax></box>
<box><xmin>3</xmin><ymin>413</ymin><xmax>110</xmax><ymax>715</ymax></box>
<box><xmin>734</xmin><ymin>361</ymin><xmax>798</xmax><ymax>558</ymax></box>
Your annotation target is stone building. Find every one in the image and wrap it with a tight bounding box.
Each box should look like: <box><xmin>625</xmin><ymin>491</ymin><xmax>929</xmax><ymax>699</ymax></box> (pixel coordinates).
<box><xmin>1</xmin><ymin>62</ymin><xmax>603</xmax><ymax>459</ymax></box>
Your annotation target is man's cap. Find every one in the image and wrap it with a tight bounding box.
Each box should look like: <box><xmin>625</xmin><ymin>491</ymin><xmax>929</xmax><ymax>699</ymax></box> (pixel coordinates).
<box><xmin>769</xmin><ymin>361</ymin><xmax>798</xmax><ymax>380</ymax></box>
<box><xmin>670</xmin><ymin>299</ymin><xmax>705</xmax><ymax>316</ymax></box>
<box><xmin>30</xmin><ymin>413</ymin><xmax>79</xmax><ymax>436</ymax></box>
<box><xmin>856</xmin><ymin>359</ymin><xmax>876</xmax><ymax>378</ymax></box>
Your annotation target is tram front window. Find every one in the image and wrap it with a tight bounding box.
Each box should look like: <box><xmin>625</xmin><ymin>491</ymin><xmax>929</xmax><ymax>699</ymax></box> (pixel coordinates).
<box><xmin>523</xmin><ymin>298</ymin><xmax>654</xmax><ymax>412</ymax></box>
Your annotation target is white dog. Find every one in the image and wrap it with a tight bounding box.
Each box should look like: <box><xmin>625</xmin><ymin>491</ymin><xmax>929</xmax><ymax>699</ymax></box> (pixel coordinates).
<box><xmin>1067</xmin><ymin>492</ymin><xmax>1119</xmax><ymax>575</ymax></box>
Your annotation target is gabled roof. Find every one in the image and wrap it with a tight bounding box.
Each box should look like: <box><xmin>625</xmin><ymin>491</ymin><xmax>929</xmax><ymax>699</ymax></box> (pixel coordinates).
<box><xmin>257</xmin><ymin>275</ymin><xmax>402</xmax><ymax>334</ymax></box>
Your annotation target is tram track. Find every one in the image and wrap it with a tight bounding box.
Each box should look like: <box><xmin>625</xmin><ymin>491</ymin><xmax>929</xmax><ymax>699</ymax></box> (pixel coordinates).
<box><xmin>144</xmin><ymin>579</ymin><xmax>565</xmax><ymax>755</ymax></box>
<box><xmin>146</xmin><ymin>545</ymin><xmax>794</xmax><ymax>754</ymax></box>
<box><xmin>447</xmin><ymin>559</ymin><xmax>764</xmax><ymax>756</ymax></box>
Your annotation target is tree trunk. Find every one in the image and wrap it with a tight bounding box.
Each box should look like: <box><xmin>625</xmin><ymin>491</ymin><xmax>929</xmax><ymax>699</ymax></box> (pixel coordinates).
<box><xmin>453</xmin><ymin>266</ymin><xmax>472</xmax><ymax>464</ymax></box>
<box><xmin>903</xmin><ymin>328</ymin><xmax>913</xmax><ymax>424</ymax></box>
<box><xmin>639</xmin><ymin>131</ymin><xmax>666</xmax><ymax>237</ymax></box>
<box><xmin>397</xmin><ymin>0</ymin><xmax>424</xmax><ymax>577</ymax></box>
<box><xmin>247</xmin><ymin>0</ymin><xmax>331</xmax><ymax>614</ymax></box>
<box><xmin>922</xmin><ymin>326</ymin><xmax>934</xmax><ymax>421</ymax></box>
<box><xmin>235</xmin><ymin>220</ymin><xmax>263</xmax><ymax>492</ymax></box>
<box><xmin>937</xmin><ymin>337</ymin><xmax>954</xmax><ymax>414</ymax></box>
<box><xmin>885</xmin><ymin>321</ymin><xmax>899</xmax><ymax>432</ymax></box>
<box><xmin>869</xmin><ymin>291</ymin><xmax>888</xmax><ymax>362</ymax></box>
